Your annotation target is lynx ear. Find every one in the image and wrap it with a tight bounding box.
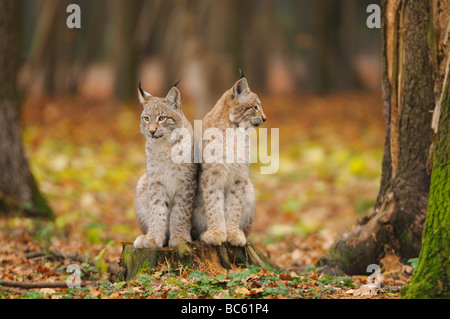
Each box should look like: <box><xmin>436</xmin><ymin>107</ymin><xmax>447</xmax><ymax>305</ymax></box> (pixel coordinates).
<box><xmin>232</xmin><ymin>77</ymin><xmax>250</xmax><ymax>100</ymax></box>
<box><xmin>138</xmin><ymin>81</ymin><xmax>152</xmax><ymax>104</ymax></box>
<box><xmin>165</xmin><ymin>87</ymin><xmax>181</xmax><ymax>110</ymax></box>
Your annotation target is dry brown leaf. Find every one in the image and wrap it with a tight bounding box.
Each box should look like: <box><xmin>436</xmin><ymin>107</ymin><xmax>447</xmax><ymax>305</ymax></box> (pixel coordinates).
<box><xmin>402</xmin><ymin>265</ymin><xmax>413</xmax><ymax>274</ymax></box>
<box><xmin>279</xmin><ymin>272</ymin><xmax>292</xmax><ymax>280</ymax></box>
<box><xmin>39</xmin><ymin>288</ymin><xmax>56</xmax><ymax>297</ymax></box>
<box><xmin>351</xmin><ymin>284</ymin><xmax>378</xmax><ymax>297</ymax></box>
<box><xmin>89</xmin><ymin>286</ymin><xmax>100</xmax><ymax>297</ymax></box>
<box><xmin>109</xmin><ymin>291</ymin><xmax>120</xmax><ymax>299</ymax></box>
<box><xmin>249</xmin><ymin>287</ymin><xmax>265</xmax><ymax>295</ymax></box>
<box><xmin>235</xmin><ymin>287</ymin><xmax>250</xmax><ymax>295</ymax></box>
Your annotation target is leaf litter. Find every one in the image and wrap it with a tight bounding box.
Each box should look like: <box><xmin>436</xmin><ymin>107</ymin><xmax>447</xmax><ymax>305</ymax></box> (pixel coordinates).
<box><xmin>0</xmin><ymin>93</ymin><xmax>411</xmax><ymax>299</ymax></box>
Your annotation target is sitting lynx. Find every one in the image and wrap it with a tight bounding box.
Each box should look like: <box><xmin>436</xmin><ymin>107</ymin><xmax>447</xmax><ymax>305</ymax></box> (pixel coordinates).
<box><xmin>134</xmin><ymin>82</ymin><xmax>197</xmax><ymax>248</ymax></box>
<box><xmin>192</xmin><ymin>75</ymin><xmax>266</xmax><ymax>246</ymax></box>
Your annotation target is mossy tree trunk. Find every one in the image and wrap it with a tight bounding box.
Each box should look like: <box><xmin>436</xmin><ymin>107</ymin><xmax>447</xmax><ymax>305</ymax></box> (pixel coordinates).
<box><xmin>119</xmin><ymin>241</ymin><xmax>279</xmax><ymax>281</ymax></box>
<box><xmin>401</xmin><ymin>69</ymin><xmax>449</xmax><ymax>299</ymax></box>
<box><xmin>317</xmin><ymin>0</ymin><xmax>449</xmax><ymax>275</ymax></box>
<box><xmin>0</xmin><ymin>1</ymin><xmax>54</xmax><ymax>219</ymax></box>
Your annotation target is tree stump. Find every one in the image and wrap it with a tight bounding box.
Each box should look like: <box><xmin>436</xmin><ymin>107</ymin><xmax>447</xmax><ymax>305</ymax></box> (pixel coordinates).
<box><xmin>118</xmin><ymin>241</ymin><xmax>279</xmax><ymax>281</ymax></box>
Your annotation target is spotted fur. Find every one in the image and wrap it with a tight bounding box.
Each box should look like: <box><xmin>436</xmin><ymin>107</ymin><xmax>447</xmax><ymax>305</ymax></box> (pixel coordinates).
<box><xmin>134</xmin><ymin>85</ymin><xmax>197</xmax><ymax>248</ymax></box>
<box><xmin>192</xmin><ymin>77</ymin><xmax>266</xmax><ymax>246</ymax></box>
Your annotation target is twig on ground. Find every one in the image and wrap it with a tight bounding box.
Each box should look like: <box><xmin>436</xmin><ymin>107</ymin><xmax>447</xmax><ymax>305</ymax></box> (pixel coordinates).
<box><xmin>24</xmin><ymin>250</ymin><xmax>86</xmax><ymax>263</ymax></box>
<box><xmin>0</xmin><ymin>280</ymin><xmax>103</xmax><ymax>289</ymax></box>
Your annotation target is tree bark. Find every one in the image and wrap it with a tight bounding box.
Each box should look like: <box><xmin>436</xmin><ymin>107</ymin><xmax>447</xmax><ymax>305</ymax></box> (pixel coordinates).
<box><xmin>27</xmin><ymin>0</ymin><xmax>61</xmax><ymax>96</ymax></box>
<box><xmin>0</xmin><ymin>0</ymin><xmax>54</xmax><ymax>219</ymax></box>
<box><xmin>317</xmin><ymin>0</ymin><xmax>444</xmax><ymax>275</ymax></box>
<box><xmin>111</xmin><ymin>0</ymin><xmax>141</xmax><ymax>102</ymax></box>
<box><xmin>118</xmin><ymin>241</ymin><xmax>279</xmax><ymax>281</ymax></box>
<box><xmin>401</xmin><ymin>66</ymin><xmax>449</xmax><ymax>299</ymax></box>
<box><xmin>311</xmin><ymin>0</ymin><xmax>363</xmax><ymax>94</ymax></box>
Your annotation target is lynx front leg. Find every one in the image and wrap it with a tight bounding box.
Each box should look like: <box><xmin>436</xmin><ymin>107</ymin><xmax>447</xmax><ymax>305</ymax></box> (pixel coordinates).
<box><xmin>224</xmin><ymin>179</ymin><xmax>247</xmax><ymax>246</ymax></box>
<box><xmin>242</xmin><ymin>180</ymin><xmax>256</xmax><ymax>237</ymax></box>
<box><xmin>200</xmin><ymin>173</ymin><xmax>227</xmax><ymax>246</ymax></box>
<box><xmin>168</xmin><ymin>185</ymin><xmax>195</xmax><ymax>247</ymax></box>
<box><xmin>134</xmin><ymin>180</ymin><xmax>169</xmax><ymax>248</ymax></box>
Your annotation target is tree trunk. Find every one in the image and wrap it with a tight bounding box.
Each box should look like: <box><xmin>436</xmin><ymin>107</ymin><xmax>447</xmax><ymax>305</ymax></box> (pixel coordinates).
<box><xmin>27</xmin><ymin>0</ymin><xmax>61</xmax><ymax>96</ymax></box>
<box><xmin>401</xmin><ymin>66</ymin><xmax>449</xmax><ymax>299</ymax></box>
<box><xmin>317</xmin><ymin>0</ymin><xmax>444</xmax><ymax>275</ymax></box>
<box><xmin>111</xmin><ymin>0</ymin><xmax>141</xmax><ymax>102</ymax></box>
<box><xmin>118</xmin><ymin>241</ymin><xmax>278</xmax><ymax>281</ymax></box>
<box><xmin>311</xmin><ymin>0</ymin><xmax>362</xmax><ymax>94</ymax></box>
<box><xmin>0</xmin><ymin>0</ymin><xmax>54</xmax><ymax>219</ymax></box>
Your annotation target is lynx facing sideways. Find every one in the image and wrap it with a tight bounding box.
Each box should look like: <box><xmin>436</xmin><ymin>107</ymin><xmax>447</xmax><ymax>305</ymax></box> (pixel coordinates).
<box><xmin>192</xmin><ymin>76</ymin><xmax>266</xmax><ymax>246</ymax></box>
<box><xmin>134</xmin><ymin>83</ymin><xmax>197</xmax><ymax>249</ymax></box>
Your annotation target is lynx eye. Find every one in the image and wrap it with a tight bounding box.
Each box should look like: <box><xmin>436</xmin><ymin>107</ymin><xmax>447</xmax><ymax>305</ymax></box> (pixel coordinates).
<box><xmin>142</xmin><ymin>116</ymin><xmax>150</xmax><ymax>123</ymax></box>
<box><xmin>157</xmin><ymin>115</ymin><xmax>167</xmax><ymax>122</ymax></box>
<box><xmin>253</xmin><ymin>105</ymin><xmax>259</xmax><ymax>111</ymax></box>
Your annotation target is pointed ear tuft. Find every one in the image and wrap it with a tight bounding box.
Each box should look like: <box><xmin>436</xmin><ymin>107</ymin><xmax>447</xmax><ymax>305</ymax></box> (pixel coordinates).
<box><xmin>239</xmin><ymin>68</ymin><xmax>244</xmax><ymax>79</ymax></box>
<box><xmin>166</xmin><ymin>87</ymin><xmax>181</xmax><ymax>110</ymax></box>
<box><xmin>138</xmin><ymin>81</ymin><xmax>152</xmax><ymax>104</ymax></box>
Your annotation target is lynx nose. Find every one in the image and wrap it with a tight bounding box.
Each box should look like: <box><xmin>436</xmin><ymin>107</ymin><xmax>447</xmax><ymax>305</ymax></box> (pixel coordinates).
<box><xmin>149</xmin><ymin>129</ymin><xmax>156</xmax><ymax>136</ymax></box>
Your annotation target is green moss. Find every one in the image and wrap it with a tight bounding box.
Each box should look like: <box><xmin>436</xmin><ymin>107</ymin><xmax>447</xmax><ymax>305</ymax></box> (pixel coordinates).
<box><xmin>136</xmin><ymin>259</ymin><xmax>152</xmax><ymax>276</ymax></box>
<box><xmin>30</xmin><ymin>180</ymin><xmax>54</xmax><ymax>220</ymax></box>
<box><xmin>400</xmin><ymin>229</ymin><xmax>411</xmax><ymax>244</ymax></box>
<box><xmin>402</xmin><ymin>167</ymin><xmax>449</xmax><ymax>298</ymax></box>
<box><xmin>316</xmin><ymin>246</ymin><xmax>348</xmax><ymax>275</ymax></box>
<box><xmin>402</xmin><ymin>79</ymin><xmax>449</xmax><ymax>298</ymax></box>
<box><xmin>176</xmin><ymin>241</ymin><xmax>194</xmax><ymax>265</ymax></box>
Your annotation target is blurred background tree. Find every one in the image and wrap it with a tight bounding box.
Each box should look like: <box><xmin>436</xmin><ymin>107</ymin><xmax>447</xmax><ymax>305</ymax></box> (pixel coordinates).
<box><xmin>18</xmin><ymin>0</ymin><xmax>381</xmax><ymax>117</ymax></box>
<box><xmin>1</xmin><ymin>0</ymin><xmax>381</xmax><ymax>218</ymax></box>
<box><xmin>0</xmin><ymin>0</ymin><xmax>53</xmax><ymax>219</ymax></box>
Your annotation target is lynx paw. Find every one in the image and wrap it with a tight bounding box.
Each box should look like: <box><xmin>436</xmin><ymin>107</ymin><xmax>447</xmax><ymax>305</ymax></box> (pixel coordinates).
<box><xmin>169</xmin><ymin>235</ymin><xmax>191</xmax><ymax>248</ymax></box>
<box><xmin>134</xmin><ymin>235</ymin><xmax>163</xmax><ymax>249</ymax></box>
<box><xmin>227</xmin><ymin>230</ymin><xmax>246</xmax><ymax>247</ymax></box>
<box><xmin>201</xmin><ymin>230</ymin><xmax>227</xmax><ymax>246</ymax></box>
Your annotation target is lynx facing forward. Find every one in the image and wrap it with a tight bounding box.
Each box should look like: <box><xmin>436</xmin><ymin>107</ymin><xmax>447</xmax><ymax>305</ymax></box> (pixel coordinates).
<box><xmin>192</xmin><ymin>76</ymin><xmax>266</xmax><ymax>246</ymax></box>
<box><xmin>134</xmin><ymin>83</ymin><xmax>197</xmax><ymax>249</ymax></box>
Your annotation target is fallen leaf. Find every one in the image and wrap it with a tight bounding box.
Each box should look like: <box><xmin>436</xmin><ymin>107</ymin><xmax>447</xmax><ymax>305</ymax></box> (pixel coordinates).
<box><xmin>402</xmin><ymin>265</ymin><xmax>413</xmax><ymax>274</ymax></box>
<box><xmin>109</xmin><ymin>291</ymin><xmax>120</xmax><ymax>299</ymax></box>
<box><xmin>121</xmin><ymin>242</ymin><xmax>134</xmax><ymax>245</ymax></box>
<box><xmin>40</xmin><ymin>288</ymin><xmax>56</xmax><ymax>297</ymax></box>
<box><xmin>89</xmin><ymin>286</ymin><xmax>100</xmax><ymax>297</ymax></box>
<box><xmin>257</xmin><ymin>268</ymin><xmax>270</xmax><ymax>276</ymax></box>
<box><xmin>279</xmin><ymin>272</ymin><xmax>292</xmax><ymax>280</ymax></box>
<box><xmin>249</xmin><ymin>287</ymin><xmax>265</xmax><ymax>295</ymax></box>
<box><xmin>345</xmin><ymin>289</ymin><xmax>355</xmax><ymax>294</ymax></box>
<box><xmin>235</xmin><ymin>287</ymin><xmax>250</xmax><ymax>295</ymax></box>
<box><xmin>352</xmin><ymin>284</ymin><xmax>378</xmax><ymax>297</ymax></box>
<box><xmin>241</xmin><ymin>273</ymin><xmax>259</xmax><ymax>283</ymax></box>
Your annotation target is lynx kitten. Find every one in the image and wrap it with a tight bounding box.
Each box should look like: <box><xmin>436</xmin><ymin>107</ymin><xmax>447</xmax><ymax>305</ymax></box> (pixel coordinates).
<box><xmin>192</xmin><ymin>76</ymin><xmax>266</xmax><ymax>246</ymax></box>
<box><xmin>134</xmin><ymin>83</ymin><xmax>197</xmax><ymax>248</ymax></box>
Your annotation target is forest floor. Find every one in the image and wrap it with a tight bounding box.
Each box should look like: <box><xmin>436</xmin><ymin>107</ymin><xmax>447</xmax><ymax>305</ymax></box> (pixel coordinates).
<box><xmin>0</xmin><ymin>91</ymin><xmax>415</xmax><ymax>299</ymax></box>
